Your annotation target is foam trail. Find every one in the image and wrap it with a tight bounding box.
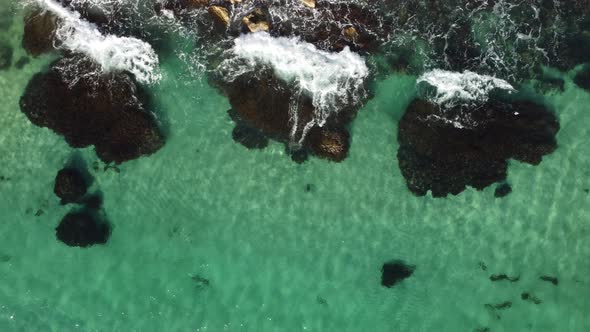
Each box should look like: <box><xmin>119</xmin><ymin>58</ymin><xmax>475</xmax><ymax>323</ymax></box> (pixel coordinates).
<box><xmin>417</xmin><ymin>69</ymin><xmax>515</xmax><ymax>105</ymax></box>
<box><xmin>31</xmin><ymin>0</ymin><xmax>160</xmax><ymax>84</ymax></box>
<box><xmin>225</xmin><ymin>32</ymin><xmax>369</xmax><ymax>143</ymax></box>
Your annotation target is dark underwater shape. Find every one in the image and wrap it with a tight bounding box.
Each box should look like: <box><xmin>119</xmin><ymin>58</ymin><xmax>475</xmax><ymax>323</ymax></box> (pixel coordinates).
<box><xmin>56</xmin><ymin>210</ymin><xmax>110</xmax><ymax>247</ymax></box>
<box><xmin>19</xmin><ymin>54</ymin><xmax>165</xmax><ymax>164</ymax></box>
<box><xmin>54</xmin><ymin>168</ymin><xmax>89</xmax><ymax>204</ymax></box>
<box><xmin>381</xmin><ymin>260</ymin><xmax>415</xmax><ymax>288</ymax></box>
<box><xmin>490</xmin><ymin>274</ymin><xmax>520</xmax><ymax>282</ymax></box>
<box><xmin>540</xmin><ymin>275</ymin><xmax>559</xmax><ymax>286</ymax></box>
<box><xmin>0</xmin><ymin>42</ymin><xmax>12</xmax><ymax>70</ymax></box>
<box><xmin>574</xmin><ymin>67</ymin><xmax>590</xmax><ymax>92</ymax></box>
<box><xmin>494</xmin><ymin>183</ymin><xmax>512</xmax><ymax>198</ymax></box>
<box><xmin>397</xmin><ymin>99</ymin><xmax>559</xmax><ymax>197</ymax></box>
<box><xmin>521</xmin><ymin>292</ymin><xmax>542</xmax><ymax>304</ymax></box>
<box><xmin>231</xmin><ymin>123</ymin><xmax>269</xmax><ymax>150</ymax></box>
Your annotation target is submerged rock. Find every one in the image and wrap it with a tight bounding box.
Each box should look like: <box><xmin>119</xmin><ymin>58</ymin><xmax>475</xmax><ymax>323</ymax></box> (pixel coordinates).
<box><xmin>381</xmin><ymin>260</ymin><xmax>415</xmax><ymax>287</ymax></box>
<box><xmin>54</xmin><ymin>168</ymin><xmax>89</xmax><ymax>204</ymax></box>
<box><xmin>20</xmin><ymin>55</ymin><xmax>165</xmax><ymax>164</ymax></box>
<box><xmin>540</xmin><ymin>275</ymin><xmax>559</xmax><ymax>286</ymax></box>
<box><xmin>490</xmin><ymin>274</ymin><xmax>520</xmax><ymax>282</ymax></box>
<box><xmin>521</xmin><ymin>292</ymin><xmax>542</xmax><ymax>304</ymax></box>
<box><xmin>232</xmin><ymin>123</ymin><xmax>269</xmax><ymax>150</ymax></box>
<box><xmin>397</xmin><ymin>99</ymin><xmax>559</xmax><ymax>197</ymax></box>
<box><xmin>0</xmin><ymin>42</ymin><xmax>12</xmax><ymax>70</ymax></box>
<box><xmin>574</xmin><ymin>67</ymin><xmax>590</xmax><ymax>92</ymax></box>
<box><xmin>494</xmin><ymin>183</ymin><xmax>512</xmax><ymax>198</ymax></box>
<box><xmin>56</xmin><ymin>210</ymin><xmax>110</xmax><ymax>247</ymax></box>
<box><xmin>22</xmin><ymin>9</ymin><xmax>59</xmax><ymax>56</ymax></box>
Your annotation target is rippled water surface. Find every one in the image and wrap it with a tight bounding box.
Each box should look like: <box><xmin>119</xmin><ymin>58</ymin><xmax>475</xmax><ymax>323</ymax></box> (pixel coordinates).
<box><xmin>1</xmin><ymin>1</ymin><xmax>589</xmax><ymax>331</ymax></box>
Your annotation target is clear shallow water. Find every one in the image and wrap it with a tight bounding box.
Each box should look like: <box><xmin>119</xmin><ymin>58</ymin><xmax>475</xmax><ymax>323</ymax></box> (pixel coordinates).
<box><xmin>1</xmin><ymin>2</ymin><xmax>590</xmax><ymax>332</ymax></box>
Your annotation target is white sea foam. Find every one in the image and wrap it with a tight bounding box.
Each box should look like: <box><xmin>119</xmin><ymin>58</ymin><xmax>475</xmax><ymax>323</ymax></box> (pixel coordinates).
<box><xmin>417</xmin><ymin>69</ymin><xmax>515</xmax><ymax>105</ymax></box>
<box><xmin>224</xmin><ymin>32</ymin><xmax>369</xmax><ymax>143</ymax></box>
<box><xmin>30</xmin><ymin>0</ymin><xmax>160</xmax><ymax>84</ymax></box>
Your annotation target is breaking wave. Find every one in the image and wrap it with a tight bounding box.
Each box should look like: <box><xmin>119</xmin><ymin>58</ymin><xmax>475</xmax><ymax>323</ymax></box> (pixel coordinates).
<box><xmin>222</xmin><ymin>32</ymin><xmax>369</xmax><ymax>143</ymax></box>
<box><xmin>417</xmin><ymin>69</ymin><xmax>515</xmax><ymax>106</ymax></box>
<box><xmin>30</xmin><ymin>0</ymin><xmax>160</xmax><ymax>84</ymax></box>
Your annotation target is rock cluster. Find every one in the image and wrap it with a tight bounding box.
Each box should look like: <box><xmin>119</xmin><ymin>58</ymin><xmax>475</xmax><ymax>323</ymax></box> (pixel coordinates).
<box><xmin>397</xmin><ymin>99</ymin><xmax>559</xmax><ymax>197</ymax></box>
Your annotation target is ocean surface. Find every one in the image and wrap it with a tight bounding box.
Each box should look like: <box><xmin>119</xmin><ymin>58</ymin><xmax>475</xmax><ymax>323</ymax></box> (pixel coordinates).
<box><xmin>1</xmin><ymin>1</ymin><xmax>589</xmax><ymax>331</ymax></box>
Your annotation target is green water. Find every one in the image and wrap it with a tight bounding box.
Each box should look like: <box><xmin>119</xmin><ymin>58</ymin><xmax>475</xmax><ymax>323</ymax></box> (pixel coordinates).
<box><xmin>1</xmin><ymin>3</ymin><xmax>590</xmax><ymax>332</ymax></box>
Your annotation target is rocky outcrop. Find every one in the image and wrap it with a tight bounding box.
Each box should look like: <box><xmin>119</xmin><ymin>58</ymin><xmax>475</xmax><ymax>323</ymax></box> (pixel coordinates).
<box><xmin>22</xmin><ymin>10</ymin><xmax>59</xmax><ymax>57</ymax></box>
<box><xmin>56</xmin><ymin>209</ymin><xmax>110</xmax><ymax>247</ymax></box>
<box><xmin>54</xmin><ymin>168</ymin><xmax>89</xmax><ymax>204</ymax></box>
<box><xmin>221</xmin><ymin>70</ymin><xmax>354</xmax><ymax>162</ymax></box>
<box><xmin>20</xmin><ymin>54</ymin><xmax>165</xmax><ymax>164</ymax></box>
<box><xmin>397</xmin><ymin>99</ymin><xmax>559</xmax><ymax>197</ymax></box>
<box><xmin>381</xmin><ymin>260</ymin><xmax>415</xmax><ymax>288</ymax></box>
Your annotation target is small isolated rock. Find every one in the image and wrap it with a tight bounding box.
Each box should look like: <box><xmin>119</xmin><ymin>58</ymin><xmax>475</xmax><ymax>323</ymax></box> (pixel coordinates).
<box><xmin>342</xmin><ymin>26</ymin><xmax>359</xmax><ymax>43</ymax></box>
<box><xmin>381</xmin><ymin>260</ymin><xmax>415</xmax><ymax>288</ymax></box>
<box><xmin>56</xmin><ymin>210</ymin><xmax>110</xmax><ymax>247</ymax></box>
<box><xmin>54</xmin><ymin>168</ymin><xmax>89</xmax><ymax>204</ymax></box>
<box><xmin>540</xmin><ymin>275</ymin><xmax>558</xmax><ymax>286</ymax></box>
<box><xmin>302</xmin><ymin>0</ymin><xmax>315</xmax><ymax>8</ymax></box>
<box><xmin>242</xmin><ymin>7</ymin><xmax>271</xmax><ymax>33</ymax></box>
<box><xmin>209</xmin><ymin>5</ymin><xmax>230</xmax><ymax>27</ymax></box>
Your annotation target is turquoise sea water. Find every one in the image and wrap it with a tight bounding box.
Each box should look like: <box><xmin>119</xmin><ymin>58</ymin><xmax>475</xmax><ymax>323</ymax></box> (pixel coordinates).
<box><xmin>1</xmin><ymin>2</ymin><xmax>590</xmax><ymax>331</ymax></box>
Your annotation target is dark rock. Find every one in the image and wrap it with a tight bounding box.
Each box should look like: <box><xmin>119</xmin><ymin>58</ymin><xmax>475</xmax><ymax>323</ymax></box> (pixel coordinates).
<box><xmin>81</xmin><ymin>193</ymin><xmax>103</xmax><ymax>210</ymax></box>
<box><xmin>540</xmin><ymin>275</ymin><xmax>558</xmax><ymax>286</ymax></box>
<box><xmin>574</xmin><ymin>67</ymin><xmax>590</xmax><ymax>92</ymax></box>
<box><xmin>304</xmin><ymin>183</ymin><xmax>313</xmax><ymax>192</ymax></box>
<box><xmin>0</xmin><ymin>43</ymin><xmax>12</xmax><ymax>70</ymax></box>
<box><xmin>22</xmin><ymin>10</ymin><xmax>59</xmax><ymax>57</ymax></box>
<box><xmin>35</xmin><ymin>209</ymin><xmax>44</xmax><ymax>217</ymax></box>
<box><xmin>19</xmin><ymin>54</ymin><xmax>165</xmax><ymax>164</ymax></box>
<box><xmin>490</xmin><ymin>301</ymin><xmax>512</xmax><ymax>310</ymax></box>
<box><xmin>475</xmin><ymin>328</ymin><xmax>490</xmax><ymax>332</ymax></box>
<box><xmin>15</xmin><ymin>56</ymin><xmax>30</xmax><ymax>69</ymax></box>
<box><xmin>54</xmin><ymin>168</ymin><xmax>89</xmax><ymax>204</ymax></box>
<box><xmin>521</xmin><ymin>292</ymin><xmax>542</xmax><ymax>304</ymax></box>
<box><xmin>290</xmin><ymin>148</ymin><xmax>309</xmax><ymax>164</ymax></box>
<box><xmin>397</xmin><ymin>99</ymin><xmax>559</xmax><ymax>197</ymax></box>
<box><xmin>490</xmin><ymin>274</ymin><xmax>520</xmax><ymax>282</ymax></box>
<box><xmin>494</xmin><ymin>183</ymin><xmax>512</xmax><ymax>198</ymax></box>
<box><xmin>222</xmin><ymin>69</ymin><xmax>354</xmax><ymax>162</ymax></box>
<box><xmin>56</xmin><ymin>209</ymin><xmax>110</xmax><ymax>247</ymax></box>
<box><xmin>232</xmin><ymin>124</ymin><xmax>269</xmax><ymax>150</ymax></box>
<box><xmin>381</xmin><ymin>260</ymin><xmax>415</xmax><ymax>288</ymax></box>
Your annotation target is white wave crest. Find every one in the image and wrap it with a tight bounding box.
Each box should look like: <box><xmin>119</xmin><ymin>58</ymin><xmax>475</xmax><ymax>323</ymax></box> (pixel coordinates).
<box><xmin>223</xmin><ymin>32</ymin><xmax>368</xmax><ymax>143</ymax></box>
<box><xmin>31</xmin><ymin>0</ymin><xmax>160</xmax><ymax>84</ymax></box>
<box><xmin>417</xmin><ymin>69</ymin><xmax>515</xmax><ymax>105</ymax></box>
